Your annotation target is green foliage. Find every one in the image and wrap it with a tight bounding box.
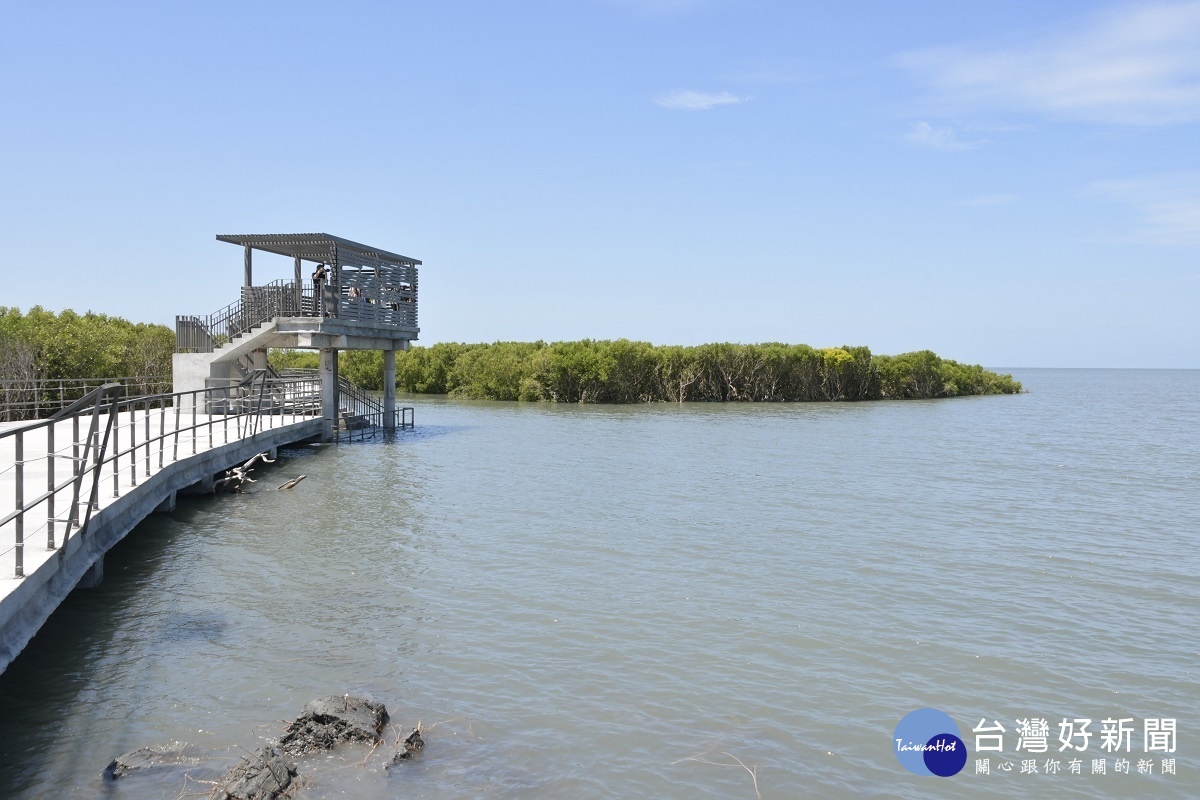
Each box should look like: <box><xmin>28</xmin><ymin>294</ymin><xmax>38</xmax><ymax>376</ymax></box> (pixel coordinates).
<box><xmin>874</xmin><ymin>351</ymin><xmax>1022</xmax><ymax>398</ymax></box>
<box><xmin>339</xmin><ymin>351</ymin><xmax>384</xmax><ymax>390</ymax></box>
<box><xmin>267</xmin><ymin>349</ymin><xmax>384</xmax><ymax>390</ymax></box>
<box><xmin>385</xmin><ymin>340</ymin><xmax>1021</xmax><ymax>403</ymax></box>
<box><xmin>267</xmin><ymin>349</ymin><xmax>319</xmax><ymax>371</ymax></box>
<box><xmin>449</xmin><ymin>341</ymin><xmax>544</xmax><ymax>400</ymax></box>
<box><xmin>396</xmin><ymin>342</ymin><xmax>472</xmax><ymax>394</ymax></box>
<box><xmin>0</xmin><ymin>306</ymin><xmax>174</xmax><ymax>382</ymax></box>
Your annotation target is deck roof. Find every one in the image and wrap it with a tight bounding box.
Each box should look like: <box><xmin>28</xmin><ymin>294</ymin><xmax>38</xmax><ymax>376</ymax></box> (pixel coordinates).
<box><xmin>216</xmin><ymin>233</ymin><xmax>421</xmax><ymax>266</ymax></box>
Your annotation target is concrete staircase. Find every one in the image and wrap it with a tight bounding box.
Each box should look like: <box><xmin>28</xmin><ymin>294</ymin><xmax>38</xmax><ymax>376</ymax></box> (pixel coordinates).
<box><xmin>214</xmin><ymin>321</ymin><xmax>280</xmax><ymax>364</ymax></box>
<box><xmin>337</xmin><ymin>407</ymin><xmax>370</xmax><ymax>431</ymax></box>
<box><xmin>173</xmin><ymin>321</ymin><xmax>283</xmax><ymax>396</ymax></box>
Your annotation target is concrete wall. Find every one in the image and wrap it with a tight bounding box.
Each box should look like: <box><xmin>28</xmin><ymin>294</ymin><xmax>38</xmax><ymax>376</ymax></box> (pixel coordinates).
<box><xmin>172</xmin><ymin>352</ymin><xmax>213</xmax><ymax>395</ymax></box>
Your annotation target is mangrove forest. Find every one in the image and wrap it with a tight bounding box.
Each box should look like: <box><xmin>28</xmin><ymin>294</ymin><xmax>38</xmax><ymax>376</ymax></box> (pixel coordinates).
<box><xmin>0</xmin><ymin>306</ymin><xmax>174</xmax><ymax>384</ymax></box>
<box><xmin>270</xmin><ymin>340</ymin><xmax>1022</xmax><ymax>403</ymax></box>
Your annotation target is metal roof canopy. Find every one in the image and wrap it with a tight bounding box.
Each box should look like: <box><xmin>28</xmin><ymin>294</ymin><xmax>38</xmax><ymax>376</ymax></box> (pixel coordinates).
<box><xmin>216</xmin><ymin>233</ymin><xmax>421</xmax><ymax>266</ymax></box>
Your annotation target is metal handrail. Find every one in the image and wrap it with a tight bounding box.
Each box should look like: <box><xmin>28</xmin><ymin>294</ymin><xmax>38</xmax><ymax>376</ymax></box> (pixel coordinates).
<box><xmin>277</xmin><ymin>368</ymin><xmax>413</xmax><ymax>442</ymax></box>
<box><xmin>50</xmin><ymin>382</ymin><xmax>123</xmax><ymax>420</ymax></box>
<box><xmin>0</xmin><ymin>376</ymin><xmax>172</xmax><ymax>422</ymax></box>
<box><xmin>175</xmin><ymin>280</ymin><xmax>331</xmax><ymax>353</ymax></box>
<box><xmin>0</xmin><ymin>373</ymin><xmax>322</xmax><ymax>578</ymax></box>
<box><xmin>176</xmin><ymin>273</ymin><xmax>419</xmax><ymax>354</ymax></box>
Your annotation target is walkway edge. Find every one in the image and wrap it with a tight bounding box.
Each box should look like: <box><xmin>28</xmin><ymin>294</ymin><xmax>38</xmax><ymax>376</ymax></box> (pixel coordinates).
<box><xmin>0</xmin><ymin>419</ymin><xmax>323</xmax><ymax>675</ymax></box>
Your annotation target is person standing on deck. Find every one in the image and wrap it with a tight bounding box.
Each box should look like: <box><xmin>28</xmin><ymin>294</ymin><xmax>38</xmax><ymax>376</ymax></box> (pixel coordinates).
<box><xmin>312</xmin><ymin>263</ymin><xmax>328</xmax><ymax>317</ymax></box>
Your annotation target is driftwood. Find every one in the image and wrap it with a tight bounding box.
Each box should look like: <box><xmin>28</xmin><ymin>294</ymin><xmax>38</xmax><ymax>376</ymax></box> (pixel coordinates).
<box><xmin>277</xmin><ymin>475</ymin><xmax>307</xmax><ymax>490</ymax></box>
<box><xmin>214</xmin><ymin>452</ymin><xmax>276</xmax><ymax>493</ymax></box>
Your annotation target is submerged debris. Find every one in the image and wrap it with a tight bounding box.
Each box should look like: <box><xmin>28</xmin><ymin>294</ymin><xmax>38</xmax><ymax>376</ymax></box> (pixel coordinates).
<box><xmin>388</xmin><ymin>727</ymin><xmax>425</xmax><ymax>767</ymax></box>
<box><xmin>278</xmin><ymin>695</ymin><xmax>389</xmax><ymax>756</ymax></box>
<box><xmin>214</xmin><ymin>452</ymin><xmax>276</xmax><ymax>493</ymax></box>
<box><xmin>103</xmin><ymin>744</ymin><xmax>201</xmax><ymax>780</ymax></box>
<box><xmin>102</xmin><ymin>696</ymin><xmax>424</xmax><ymax>795</ymax></box>
<box><xmin>277</xmin><ymin>475</ymin><xmax>307</xmax><ymax>490</ymax></box>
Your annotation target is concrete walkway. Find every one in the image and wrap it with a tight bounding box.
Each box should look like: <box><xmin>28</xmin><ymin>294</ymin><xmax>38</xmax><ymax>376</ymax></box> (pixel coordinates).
<box><xmin>0</xmin><ymin>407</ymin><xmax>323</xmax><ymax>674</ymax></box>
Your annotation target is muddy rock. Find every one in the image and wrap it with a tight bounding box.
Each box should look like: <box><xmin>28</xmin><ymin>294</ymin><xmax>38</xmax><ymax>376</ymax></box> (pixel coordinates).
<box><xmin>212</xmin><ymin>746</ymin><xmax>296</xmax><ymax>800</ymax></box>
<box><xmin>387</xmin><ymin>728</ymin><xmax>425</xmax><ymax>768</ymax></box>
<box><xmin>103</xmin><ymin>744</ymin><xmax>201</xmax><ymax>780</ymax></box>
<box><xmin>278</xmin><ymin>695</ymin><xmax>389</xmax><ymax>756</ymax></box>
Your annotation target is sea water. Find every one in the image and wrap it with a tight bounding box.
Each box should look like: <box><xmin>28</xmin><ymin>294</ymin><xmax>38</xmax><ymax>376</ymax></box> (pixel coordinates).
<box><xmin>0</xmin><ymin>369</ymin><xmax>1196</xmax><ymax>798</ymax></box>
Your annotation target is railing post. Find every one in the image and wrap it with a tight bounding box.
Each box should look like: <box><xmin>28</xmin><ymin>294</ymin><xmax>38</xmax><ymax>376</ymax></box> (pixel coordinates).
<box><xmin>47</xmin><ymin>419</ymin><xmax>56</xmax><ymax>549</ymax></box>
<box><xmin>173</xmin><ymin>401</ymin><xmax>181</xmax><ymax>462</ymax></box>
<box><xmin>14</xmin><ymin>431</ymin><xmax>24</xmax><ymax>577</ymax></box>
<box><xmin>144</xmin><ymin>401</ymin><xmax>151</xmax><ymax>478</ymax></box>
<box><xmin>128</xmin><ymin>399</ymin><xmax>137</xmax><ymax>487</ymax></box>
<box><xmin>112</xmin><ymin>402</ymin><xmax>120</xmax><ymax>498</ymax></box>
<box><xmin>67</xmin><ymin>415</ymin><xmax>82</xmax><ymax>531</ymax></box>
<box><xmin>158</xmin><ymin>399</ymin><xmax>165</xmax><ymax>469</ymax></box>
<box><xmin>80</xmin><ymin>386</ymin><xmax>120</xmax><ymax>536</ymax></box>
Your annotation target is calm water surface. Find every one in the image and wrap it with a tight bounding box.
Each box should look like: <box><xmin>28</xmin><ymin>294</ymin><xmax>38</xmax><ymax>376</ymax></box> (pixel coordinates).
<box><xmin>0</xmin><ymin>369</ymin><xmax>1196</xmax><ymax>798</ymax></box>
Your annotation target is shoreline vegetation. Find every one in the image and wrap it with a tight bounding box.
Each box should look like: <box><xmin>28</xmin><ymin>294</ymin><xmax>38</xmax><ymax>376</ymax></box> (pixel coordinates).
<box><xmin>0</xmin><ymin>307</ymin><xmax>1021</xmax><ymax>403</ymax></box>
<box><xmin>271</xmin><ymin>341</ymin><xmax>1023</xmax><ymax>403</ymax></box>
<box><xmin>1</xmin><ymin>307</ymin><xmax>174</xmax><ymax>383</ymax></box>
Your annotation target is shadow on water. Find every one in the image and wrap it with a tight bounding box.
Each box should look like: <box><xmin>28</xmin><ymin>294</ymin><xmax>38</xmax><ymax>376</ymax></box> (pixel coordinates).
<box><xmin>0</xmin><ymin>445</ymin><xmax>339</xmax><ymax>795</ymax></box>
<box><xmin>0</xmin><ymin>509</ymin><xmax>191</xmax><ymax>793</ymax></box>
<box><xmin>0</xmin><ymin>435</ymin><xmax>437</xmax><ymax>796</ymax></box>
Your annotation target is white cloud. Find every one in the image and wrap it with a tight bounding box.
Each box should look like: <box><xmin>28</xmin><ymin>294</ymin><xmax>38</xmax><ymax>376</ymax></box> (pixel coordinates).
<box><xmin>654</xmin><ymin>90</ymin><xmax>749</xmax><ymax>110</ymax></box>
<box><xmin>899</xmin><ymin>1</ymin><xmax>1200</xmax><ymax>125</ymax></box>
<box><xmin>1090</xmin><ymin>174</ymin><xmax>1200</xmax><ymax>244</ymax></box>
<box><xmin>905</xmin><ymin>122</ymin><xmax>984</xmax><ymax>151</ymax></box>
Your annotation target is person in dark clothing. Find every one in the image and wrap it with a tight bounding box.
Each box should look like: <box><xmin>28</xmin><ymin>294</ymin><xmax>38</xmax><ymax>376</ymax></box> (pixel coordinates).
<box><xmin>311</xmin><ymin>263</ymin><xmax>329</xmax><ymax>316</ymax></box>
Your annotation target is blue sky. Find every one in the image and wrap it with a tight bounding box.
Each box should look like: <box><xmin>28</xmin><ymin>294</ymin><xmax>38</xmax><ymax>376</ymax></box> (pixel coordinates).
<box><xmin>2</xmin><ymin>0</ymin><xmax>1197</xmax><ymax>367</ymax></box>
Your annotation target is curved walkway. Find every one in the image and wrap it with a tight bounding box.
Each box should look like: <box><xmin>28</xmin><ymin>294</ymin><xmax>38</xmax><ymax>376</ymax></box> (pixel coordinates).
<box><xmin>0</xmin><ymin>404</ymin><xmax>322</xmax><ymax>674</ymax></box>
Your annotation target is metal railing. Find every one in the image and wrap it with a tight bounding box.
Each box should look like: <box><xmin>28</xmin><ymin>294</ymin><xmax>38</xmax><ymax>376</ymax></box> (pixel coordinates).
<box><xmin>176</xmin><ymin>280</ymin><xmax>317</xmax><ymax>353</ymax></box>
<box><xmin>0</xmin><ymin>376</ymin><xmax>172</xmax><ymax>422</ymax></box>
<box><xmin>279</xmin><ymin>369</ymin><xmax>414</xmax><ymax>442</ymax></box>
<box><xmin>176</xmin><ymin>277</ymin><xmax>418</xmax><ymax>354</ymax></box>
<box><xmin>335</xmin><ymin>377</ymin><xmax>414</xmax><ymax>442</ymax></box>
<box><xmin>0</xmin><ymin>371</ymin><xmax>321</xmax><ymax>578</ymax></box>
<box><xmin>337</xmin><ymin>290</ymin><xmax>417</xmax><ymax>331</ymax></box>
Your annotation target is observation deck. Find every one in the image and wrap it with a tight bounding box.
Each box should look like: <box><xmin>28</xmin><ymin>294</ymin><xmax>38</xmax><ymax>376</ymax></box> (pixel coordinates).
<box><xmin>174</xmin><ymin>234</ymin><xmax>422</xmax><ymax>441</ymax></box>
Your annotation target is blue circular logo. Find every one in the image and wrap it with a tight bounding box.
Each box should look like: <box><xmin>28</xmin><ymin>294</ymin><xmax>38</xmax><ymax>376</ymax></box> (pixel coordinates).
<box><xmin>893</xmin><ymin>708</ymin><xmax>967</xmax><ymax>777</ymax></box>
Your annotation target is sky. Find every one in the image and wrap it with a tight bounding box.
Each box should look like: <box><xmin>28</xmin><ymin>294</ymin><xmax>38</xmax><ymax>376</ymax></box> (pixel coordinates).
<box><xmin>1</xmin><ymin>0</ymin><xmax>1198</xmax><ymax>368</ymax></box>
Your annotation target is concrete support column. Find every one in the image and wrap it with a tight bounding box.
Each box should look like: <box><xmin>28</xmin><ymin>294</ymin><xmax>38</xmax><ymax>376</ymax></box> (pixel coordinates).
<box><xmin>293</xmin><ymin>256</ymin><xmax>303</xmax><ymax>312</ymax></box>
<box><xmin>320</xmin><ymin>348</ymin><xmax>338</xmax><ymax>442</ymax></box>
<box><xmin>181</xmin><ymin>473</ymin><xmax>215</xmax><ymax>495</ymax></box>
<box><xmin>247</xmin><ymin>349</ymin><xmax>268</xmax><ymax>371</ymax></box>
<box><xmin>383</xmin><ymin>349</ymin><xmax>396</xmax><ymax>430</ymax></box>
<box><xmin>77</xmin><ymin>555</ymin><xmax>104</xmax><ymax>589</ymax></box>
<box><xmin>244</xmin><ymin>243</ymin><xmax>253</xmax><ymax>287</ymax></box>
<box><xmin>154</xmin><ymin>491</ymin><xmax>177</xmax><ymax>513</ymax></box>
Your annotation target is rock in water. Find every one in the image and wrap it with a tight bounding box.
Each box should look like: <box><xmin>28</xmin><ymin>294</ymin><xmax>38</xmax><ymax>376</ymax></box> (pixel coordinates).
<box><xmin>103</xmin><ymin>744</ymin><xmax>200</xmax><ymax>780</ymax></box>
<box><xmin>213</xmin><ymin>747</ymin><xmax>296</xmax><ymax>800</ymax></box>
<box><xmin>278</xmin><ymin>695</ymin><xmax>389</xmax><ymax>755</ymax></box>
<box><xmin>388</xmin><ymin>728</ymin><xmax>425</xmax><ymax>767</ymax></box>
